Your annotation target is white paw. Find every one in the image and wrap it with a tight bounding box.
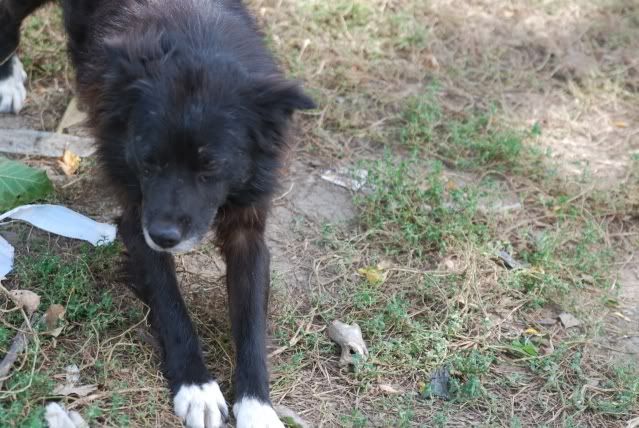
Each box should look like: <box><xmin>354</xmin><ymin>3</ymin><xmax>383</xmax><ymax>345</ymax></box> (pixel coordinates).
<box><xmin>0</xmin><ymin>56</ymin><xmax>27</xmax><ymax>114</ymax></box>
<box><xmin>174</xmin><ymin>381</ymin><xmax>229</xmax><ymax>428</ymax></box>
<box><xmin>233</xmin><ymin>398</ymin><xmax>284</xmax><ymax>428</ymax></box>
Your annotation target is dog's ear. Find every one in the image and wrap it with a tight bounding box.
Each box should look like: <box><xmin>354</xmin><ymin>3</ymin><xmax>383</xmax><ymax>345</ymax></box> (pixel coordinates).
<box><xmin>251</xmin><ymin>77</ymin><xmax>316</xmax><ymax>118</ymax></box>
<box><xmin>103</xmin><ymin>32</ymin><xmax>177</xmax><ymax>81</ymax></box>
<box><xmin>245</xmin><ymin>77</ymin><xmax>315</xmax><ymax>149</ymax></box>
<box><xmin>100</xmin><ymin>34</ymin><xmax>178</xmax><ymax>123</ymax></box>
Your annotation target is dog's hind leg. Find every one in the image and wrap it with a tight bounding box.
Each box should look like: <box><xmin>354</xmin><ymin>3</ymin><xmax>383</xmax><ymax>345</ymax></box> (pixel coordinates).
<box><xmin>0</xmin><ymin>0</ymin><xmax>50</xmax><ymax>113</ymax></box>
<box><xmin>216</xmin><ymin>204</ymin><xmax>285</xmax><ymax>428</ymax></box>
<box><xmin>119</xmin><ymin>206</ymin><xmax>229</xmax><ymax>428</ymax></box>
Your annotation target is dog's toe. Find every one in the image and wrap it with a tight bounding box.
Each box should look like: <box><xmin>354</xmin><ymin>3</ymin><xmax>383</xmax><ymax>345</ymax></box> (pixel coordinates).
<box><xmin>0</xmin><ymin>56</ymin><xmax>27</xmax><ymax>114</ymax></box>
<box><xmin>174</xmin><ymin>381</ymin><xmax>229</xmax><ymax>428</ymax></box>
<box><xmin>233</xmin><ymin>398</ymin><xmax>284</xmax><ymax>428</ymax></box>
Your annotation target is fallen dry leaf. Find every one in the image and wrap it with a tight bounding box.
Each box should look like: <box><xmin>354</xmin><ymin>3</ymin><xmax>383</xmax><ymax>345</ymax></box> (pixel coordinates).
<box><xmin>524</xmin><ymin>327</ymin><xmax>543</xmax><ymax>336</ymax></box>
<box><xmin>357</xmin><ymin>266</ymin><xmax>386</xmax><ymax>285</ymax></box>
<box><xmin>327</xmin><ymin>320</ymin><xmax>368</xmax><ymax>367</ymax></box>
<box><xmin>52</xmin><ymin>384</ymin><xmax>98</xmax><ymax>398</ymax></box>
<box><xmin>378</xmin><ymin>384</ymin><xmax>402</xmax><ymax>394</ymax></box>
<box><xmin>58</xmin><ymin>149</ymin><xmax>81</xmax><ymax>176</ymax></box>
<box><xmin>377</xmin><ymin>259</ymin><xmax>393</xmax><ymax>270</ymax></box>
<box><xmin>63</xmin><ymin>364</ymin><xmax>80</xmax><ymax>385</ymax></box>
<box><xmin>424</xmin><ymin>53</ymin><xmax>440</xmax><ymax>70</ymax></box>
<box><xmin>9</xmin><ymin>289</ymin><xmax>41</xmax><ymax>315</ymax></box>
<box><xmin>44</xmin><ymin>304</ymin><xmax>66</xmax><ymax>330</ymax></box>
<box><xmin>613</xmin><ymin>311</ymin><xmax>632</xmax><ymax>322</ymax></box>
<box><xmin>43</xmin><ymin>304</ymin><xmax>66</xmax><ymax>337</ymax></box>
<box><xmin>558</xmin><ymin>312</ymin><xmax>582</xmax><ymax>329</ymax></box>
<box><xmin>442</xmin><ymin>258</ymin><xmax>456</xmax><ymax>271</ymax></box>
<box><xmin>56</xmin><ymin>97</ymin><xmax>87</xmax><ymax>134</ymax></box>
<box><xmin>52</xmin><ymin>364</ymin><xmax>97</xmax><ymax>398</ymax></box>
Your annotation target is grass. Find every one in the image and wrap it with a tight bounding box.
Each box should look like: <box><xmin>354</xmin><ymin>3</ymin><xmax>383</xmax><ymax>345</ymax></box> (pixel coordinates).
<box><xmin>13</xmin><ymin>243</ymin><xmax>121</xmax><ymax>325</ymax></box>
<box><xmin>268</xmin><ymin>87</ymin><xmax>638</xmax><ymax>424</ymax></box>
<box><xmin>2</xmin><ymin>0</ymin><xmax>639</xmax><ymax>426</ymax></box>
<box><xmin>0</xmin><ymin>233</ymin><xmax>173</xmax><ymax>427</ymax></box>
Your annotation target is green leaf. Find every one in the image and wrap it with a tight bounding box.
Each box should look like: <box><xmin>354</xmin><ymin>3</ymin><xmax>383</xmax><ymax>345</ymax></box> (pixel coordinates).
<box><xmin>511</xmin><ymin>338</ymin><xmax>539</xmax><ymax>357</ymax></box>
<box><xmin>0</xmin><ymin>157</ymin><xmax>53</xmax><ymax>211</ymax></box>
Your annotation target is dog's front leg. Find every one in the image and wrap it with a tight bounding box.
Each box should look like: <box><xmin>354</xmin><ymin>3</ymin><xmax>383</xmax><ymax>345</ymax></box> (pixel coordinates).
<box><xmin>217</xmin><ymin>205</ymin><xmax>284</xmax><ymax>428</ymax></box>
<box><xmin>120</xmin><ymin>207</ymin><xmax>229</xmax><ymax>428</ymax></box>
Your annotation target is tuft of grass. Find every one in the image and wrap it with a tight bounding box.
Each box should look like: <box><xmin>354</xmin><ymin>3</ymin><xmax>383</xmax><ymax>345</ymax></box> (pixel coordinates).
<box><xmin>401</xmin><ymin>91</ymin><xmax>534</xmax><ymax>171</ymax></box>
<box><xmin>19</xmin><ymin>5</ymin><xmax>69</xmax><ymax>84</ymax></box>
<box><xmin>270</xmin><ymin>87</ymin><xmax>637</xmax><ymax>423</ymax></box>
<box><xmin>13</xmin><ymin>243</ymin><xmax>121</xmax><ymax>328</ymax></box>
<box><xmin>357</xmin><ymin>156</ymin><xmax>486</xmax><ymax>255</ymax></box>
<box><xmin>449</xmin><ymin>350</ymin><xmax>495</xmax><ymax>400</ymax></box>
<box><xmin>0</xmin><ymin>238</ymin><xmax>167</xmax><ymax>427</ymax></box>
<box><xmin>0</xmin><ymin>370</ymin><xmax>52</xmax><ymax>428</ymax></box>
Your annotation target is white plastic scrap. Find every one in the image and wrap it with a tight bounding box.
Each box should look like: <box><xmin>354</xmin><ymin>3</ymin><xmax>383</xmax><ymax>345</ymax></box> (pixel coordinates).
<box><xmin>321</xmin><ymin>168</ymin><xmax>368</xmax><ymax>191</ymax></box>
<box><xmin>0</xmin><ymin>237</ymin><xmax>14</xmax><ymax>279</ymax></box>
<box><xmin>45</xmin><ymin>402</ymin><xmax>89</xmax><ymax>428</ymax></box>
<box><xmin>0</xmin><ymin>204</ymin><xmax>116</xmax><ymax>278</ymax></box>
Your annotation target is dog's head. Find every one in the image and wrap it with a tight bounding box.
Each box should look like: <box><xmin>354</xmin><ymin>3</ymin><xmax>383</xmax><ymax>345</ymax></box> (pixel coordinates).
<box><xmin>100</xmin><ymin>34</ymin><xmax>315</xmax><ymax>253</ymax></box>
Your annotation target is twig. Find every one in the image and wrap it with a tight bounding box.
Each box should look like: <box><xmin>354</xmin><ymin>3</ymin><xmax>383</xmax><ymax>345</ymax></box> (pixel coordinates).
<box><xmin>0</xmin><ymin>323</ymin><xmax>30</xmax><ymax>389</ymax></box>
<box><xmin>67</xmin><ymin>387</ymin><xmax>164</xmax><ymax>409</ymax></box>
<box><xmin>0</xmin><ymin>312</ymin><xmax>42</xmax><ymax>392</ymax></box>
<box><xmin>273</xmin><ymin>182</ymin><xmax>295</xmax><ymax>202</ymax></box>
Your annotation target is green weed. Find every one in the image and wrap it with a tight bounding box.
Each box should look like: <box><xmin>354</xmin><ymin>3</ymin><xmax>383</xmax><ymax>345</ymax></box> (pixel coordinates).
<box><xmin>402</xmin><ymin>93</ymin><xmax>529</xmax><ymax>170</ymax></box>
<box><xmin>357</xmin><ymin>156</ymin><xmax>485</xmax><ymax>255</ymax></box>
<box><xmin>13</xmin><ymin>243</ymin><xmax>121</xmax><ymax>328</ymax></box>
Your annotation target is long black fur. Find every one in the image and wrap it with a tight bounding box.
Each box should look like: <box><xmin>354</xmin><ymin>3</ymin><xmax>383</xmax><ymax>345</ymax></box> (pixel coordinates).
<box><xmin>0</xmin><ymin>0</ymin><xmax>314</xmax><ymax>417</ymax></box>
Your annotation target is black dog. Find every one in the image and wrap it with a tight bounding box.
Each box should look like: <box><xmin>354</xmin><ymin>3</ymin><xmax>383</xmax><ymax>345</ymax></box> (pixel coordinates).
<box><xmin>0</xmin><ymin>1</ymin><xmax>314</xmax><ymax>426</ymax></box>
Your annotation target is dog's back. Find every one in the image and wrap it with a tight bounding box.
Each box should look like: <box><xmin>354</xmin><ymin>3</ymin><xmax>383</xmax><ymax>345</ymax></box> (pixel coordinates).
<box><xmin>63</xmin><ymin>0</ymin><xmax>280</xmax><ymax>121</ymax></box>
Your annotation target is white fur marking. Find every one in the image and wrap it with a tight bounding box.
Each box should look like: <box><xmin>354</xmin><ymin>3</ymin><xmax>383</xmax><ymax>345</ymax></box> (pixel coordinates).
<box><xmin>0</xmin><ymin>56</ymin><xmax>27</xmax><ymax>114</ymax></box>
<box><xmin>174</xmin><ymin>382</ymin><xmax>228</xmax><ymax>428</ymax></box>
<box><xmin>233</xmin><ymin>398</ymin><xmax>284</xmax><ymax>428</ymax></box>
<box><xmin>142</xmin><ymin>226</ymin><xmax>199</xmax><ymax>254</ymax></box>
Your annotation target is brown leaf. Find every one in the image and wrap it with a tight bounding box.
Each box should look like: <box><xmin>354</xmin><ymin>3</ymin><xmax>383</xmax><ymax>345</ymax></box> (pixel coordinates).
<box><xmin>357</xmin><ymin>266</ymin><xmax>386</xmax><ymax>285</ymax></box>
<box><xmin>424</xmin><ymin>54</ymin><xmax>440</xmax><ymax>70</ymax></box>
<box><xmin>52</xmin><ymin>383</ymin><xmax>98</xmax><ymax>398</ymax></box>
<box><xmin>9</xmin><ymin>290</ymin><xmax>41</xmax><ymax>315</ymax></box>
<box><xmin>44</xmin><ymin>326</ymin><xmax>64</xmax><ymax>338</ymax></box>
<box><xmin>44</xmin><ymin>304</ymin><xmax>66</xmax><ymax>331</ymax></box>
<box><xmin>58</xmin><ymin>149</ymin><xmax>81</xmax><ymax>176</ymax></box>
<box><xmin>442</xmin><ymin>258</ymin><xmax>456</xmax><ymax>271</ymax></box>
<box><xmin>377</xmin><ymin>259</ymin><xmax>393</xmax><ymax>270</ymax></box>
<box><xmin>558</xmin><ymin>312</ymin><xmax>581</xmax><ymax>329</ymax></box>
<box><xmin>63</xmin><ymin>364</ymin><xmax>80</xmax><ymax>384</ymax></box>
<box><xmin>378</xmin><ymin>384</ymin><xmax>402</xmax><ymax>394</ymax></box>
<box><xmin>56</xmin><ymin>97</ymin><xmax>87</xmax><ymax>134</ymax></box>
<box><xmin>327</xmin><ymin>320</ymin><xmax>368</xmax><ymax>367</ymax></box>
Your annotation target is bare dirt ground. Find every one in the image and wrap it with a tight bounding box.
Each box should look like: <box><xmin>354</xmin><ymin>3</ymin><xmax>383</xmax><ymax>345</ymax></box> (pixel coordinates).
<box><xmin>1</xmin><ymin>1</ymin><xmax>638</xmax><ymax>427</ymax></box>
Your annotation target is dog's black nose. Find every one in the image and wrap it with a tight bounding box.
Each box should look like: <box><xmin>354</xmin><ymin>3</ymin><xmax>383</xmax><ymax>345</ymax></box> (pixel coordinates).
<box><xmin>148</xmin><ymin>223</ymin><xmax>182</xmax><ymax>248</ymax></box>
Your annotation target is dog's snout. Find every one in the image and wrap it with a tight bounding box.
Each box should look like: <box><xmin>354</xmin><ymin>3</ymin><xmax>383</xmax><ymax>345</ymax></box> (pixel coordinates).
<box><xmin>148</xmin><ymin>221</ymin><xmax>182</xmax><ymax>249</ymax></box>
